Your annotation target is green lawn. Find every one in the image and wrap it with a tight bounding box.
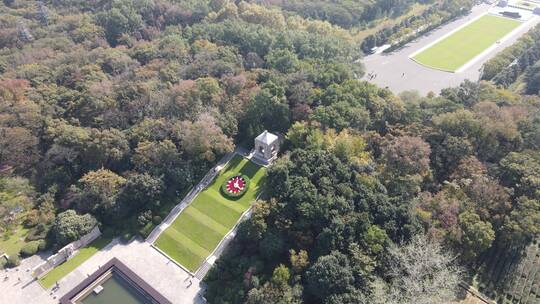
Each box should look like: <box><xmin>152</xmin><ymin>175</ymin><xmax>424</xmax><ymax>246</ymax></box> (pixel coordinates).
<box><xmin>39</xmin><ymin>237</ymin><xmax>112</xmax><ymax>289</ymax></box>
<box><xmin>0</xmin><ymin>226</ymin><xmax>29</xmax><ymax>257</ymax></box>
<box><xmin>154</xmin><ymin>155</ymin><xmax>266</xmax><ymax>272</ymax></box>
<box><xmin>413</xmin><ymin>15</ymin><xmax>521</xmax><ymax>72</ymax></box>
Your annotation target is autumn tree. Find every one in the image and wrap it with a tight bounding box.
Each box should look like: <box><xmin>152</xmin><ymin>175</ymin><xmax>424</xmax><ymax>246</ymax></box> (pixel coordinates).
<box><xmin>306</xmin><ymin>252</ymin><xmax>356</xmax><ymax>302</ymax></box>
<box><xmin>70</xmin><ymin>169</ymin><xmax>126</xmax><ymax>220</ymax></box>
<box><xmin>117</xmin><ymin>173</ymin><xmax>164</xmax><ymax>213</ymax></box>
<box><xmin>381</xmin><ymin>135</ymin><xmax>431</xmax><ymax>197</ymax></box>
<box><xmin>52</xmin><ymin>210</ymin><xmax>98</xmax><ymax>245</ymax></box>
<box><xmin>175</xmin><ymin>113</ymin><xmax>234</xmax><ymax>162</ymax></box>
<box><xmin>501</xmin><ymin>197</ymin><xmax>540</xmax><ymax>246</ymax></box>
<box><xmin>246</xmin><ymin>264</ymin><xmax>300</xmax><ymax>304</ymax></box>
<box><xmin>372</xmin><ymin>234</ymin><xmax>462</xmax><ymax>304</ymax></box>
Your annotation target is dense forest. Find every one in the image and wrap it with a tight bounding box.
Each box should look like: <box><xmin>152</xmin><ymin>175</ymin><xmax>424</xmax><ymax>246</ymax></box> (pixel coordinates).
<box><xmin>0</xmin><ymin>0</ymin><xmax>361</xmax><ymax>264</ymax></box>
<box><xmin>360</xmin><ymin>0</ymin><xmax>473</xmax><ymax>53</ymax></box>
<box><xmin>1</xmin><ymin>0</ymin><xmax>539</xmax><ymax>303</ymax></box>
<box><xmin>480</xmin><ymin>21</ymin><xmax>540</xmax><ymax>99</ymax></box>
<box><xmin>205</xmin><ymin>80</ymin><xmax>540</xmax><ymax>303</ymax></box>
<box><xmin>258</xmin><ymin>0</ymin><xmax>427</xmax><ymax>29</ymax></box>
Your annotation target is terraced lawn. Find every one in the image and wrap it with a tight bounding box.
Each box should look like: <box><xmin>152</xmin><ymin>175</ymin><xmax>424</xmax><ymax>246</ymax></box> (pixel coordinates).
<box><xmin>412</xmin><ymin>14</ymin><xmax>521</xmax><ymax>72</ymax></box>
<box><xmin>154</xmin><ymin>155</ymin><xmax>266</xmax><ymax>272</ymax></box>
<box><xmin>39</xmin><ymin>236</ymin><xmax>112</xmax><ymax>289</ymax></box>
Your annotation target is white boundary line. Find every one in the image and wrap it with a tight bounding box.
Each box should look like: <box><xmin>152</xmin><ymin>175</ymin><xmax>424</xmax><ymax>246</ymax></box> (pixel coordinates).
<box><xmin>150</xmin><ymin>243</ymin><xmax>196</xmax><ymax>277</ymax></box>
<box><xmin>194</xmin><ymin>201</ymin><xmax>257</xmax><ymax>276</ymax></box>
<box><xmin>149</xmin><ymin>153</ymin><xmax>266</xmax><ymax>277</ymax></box>
<box><xmin>456</xmin><ymin>14</ymin><xmax>539</xmax><ymax>72</ymax></box>
<box><xmin>408</xmin><ymin>11</ymin><xmax>489</xmax><ymax>59</ymax></box>
<box><xmin>408</xmin><ymin>11</ymin><xmax>537</xmax><ymax>73</ymax></box>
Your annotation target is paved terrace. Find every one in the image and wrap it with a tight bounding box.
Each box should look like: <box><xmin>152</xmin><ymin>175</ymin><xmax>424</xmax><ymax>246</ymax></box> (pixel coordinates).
<box><xmin>0</xmin><ymin>148</ymin><xmax>257</xmax><ymax>304</ymax></box>
<box><xmin>362</xmin><ymin>3</ymin><xmax>540</xmax><ymax>95</ymax></box>
<box><xmin>0</xmin><ymin>238</ymin><xmax>205</xmax><ymax>304</ymax></box>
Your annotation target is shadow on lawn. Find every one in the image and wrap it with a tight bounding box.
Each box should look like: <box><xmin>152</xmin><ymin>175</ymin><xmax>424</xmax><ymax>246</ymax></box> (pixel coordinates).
<box><xmin>227</xmin><ymin>154</ymin><xmax>244</xmax><ymax>169</ymax></box>
<box><xmin>238</xmin><ymin>160</ymin><xmax>268</xmax><ymax>199</ymax></box>
<box><xmin>238</xmin><ymin>159</ymin><xmax>261</xmax><ymax>179</ymax></box>
<box><xmin>205</xmin><ymin>155</ymin><xmax>243</xmax><ymax>189</ymax></box>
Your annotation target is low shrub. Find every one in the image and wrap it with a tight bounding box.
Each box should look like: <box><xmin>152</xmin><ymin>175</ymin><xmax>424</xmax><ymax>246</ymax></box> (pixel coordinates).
<box><xmin>0</xmin><ymin>256</ymin><xmax>6</xmax><ymax>270</ymax></box>
<box><xmin>220</xmin><ymin>174</ymin><xmax>251</xmax><ymax>199</ymax></box>
<box><xmin>139</xmin><ymin>222</ymin><xmax>154</xmax><ymax>239</ymax></box>
<box><xmin>26</xmin><ymin>224</ymin><xmax>48</xmax><ymax>241</ymax></box>
<box><xmin>152</xmin><ymin>215</ymin><xmax>162</xmax><ymax>225</ymax></box>
<box><xmin>122</xmin><ymin>232</ymin><xmax>133</xmax><ymax>241</ymax></box>
<box><xmin>20</xmin><ymin>241</ymin><xmax>40</xmax><ymax>257</ymax></box>
<box><xmin>158</xmin><ymin>209</ymin><xmax>170</xmax><ymax>219</ymax></box>
<box><xmin>38</xmin><ymin>239</ymin><xmax>48</xmax><ymax>251</ymax></box>
<box><xmin>137</xmin><ymin>210</ymin><xmax>152</xmax><ymax>227</ymax></box>
<box><xmin>5</xmin><ymin>255</ymin><xmax>20</xmax><ymax>268</ymax></box>
<box><xmin>101</xmin><ymin>227</ymin><xmax>116</xmax><ymax>239</ymax></box>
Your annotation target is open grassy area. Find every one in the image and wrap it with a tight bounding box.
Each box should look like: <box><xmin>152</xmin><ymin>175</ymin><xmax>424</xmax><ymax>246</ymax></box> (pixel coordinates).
<box><xmin>154</xmin><ymin>155</ymin><xmax>266</xmax><ymax>272</ymax></box>
<box><xmin>412</xmin><ymin>15</ymin><xmax>521</xmax><ymax>72</ymax></box>
<box><xmin>39</xmin><ymin>237</ymin><xmax>112</xmax><ymax>289</ymax></box>
<box><xmin>0</xmin><ymin>226</ymin><xmax>29</xmax><ymax>257</ymax></box>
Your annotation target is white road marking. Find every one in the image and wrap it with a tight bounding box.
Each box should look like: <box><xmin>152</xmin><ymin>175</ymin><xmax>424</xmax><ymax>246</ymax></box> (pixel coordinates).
<box><xmin>456</xmin><ymin>15</ymin><xmax>540</xmax><ymax>72</ymax></box>
<box><xmin>408</xmin><ymin>11</ymin><xmax>491</xmax><ymax>59</ymax></box>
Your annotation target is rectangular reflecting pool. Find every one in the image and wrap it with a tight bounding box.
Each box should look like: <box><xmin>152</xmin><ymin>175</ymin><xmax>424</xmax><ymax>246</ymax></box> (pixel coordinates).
<box><xmin>80</xmin><ymin>273</ymin><xmax>148</xmax><ymax>304</ymax></box>
<box><xmin>60</xmin><ymin>258</ymin><xmax>171</xmax><ymax>304</ymax></box>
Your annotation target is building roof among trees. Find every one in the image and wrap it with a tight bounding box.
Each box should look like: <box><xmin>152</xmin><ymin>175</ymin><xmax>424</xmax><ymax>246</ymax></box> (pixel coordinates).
<box><xmin>255</xmin><ymin>130</ymin><xmax>278</xmax><ymax>145</ymax></box>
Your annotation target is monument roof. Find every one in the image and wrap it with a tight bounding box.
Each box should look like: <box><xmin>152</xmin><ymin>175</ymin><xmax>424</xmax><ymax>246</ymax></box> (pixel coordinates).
<box><xmin>255</xmin><ymin>130</ymin><xmax>278</xmax><ymax>145</ymax></box>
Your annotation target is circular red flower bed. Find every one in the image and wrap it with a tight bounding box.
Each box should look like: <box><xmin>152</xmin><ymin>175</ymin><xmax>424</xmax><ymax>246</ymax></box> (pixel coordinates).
<box><xmin>226</xmin><ymin>176</ymin><xmax>246</xmax><ymax>193</ymax></box>
<box><xmin>221</xmin><ymin>174</ymin><xmax>250</xmax><ymax>199</ymax></box>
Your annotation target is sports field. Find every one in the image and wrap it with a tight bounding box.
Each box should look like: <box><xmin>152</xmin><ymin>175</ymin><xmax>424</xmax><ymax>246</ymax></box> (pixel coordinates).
<box><xmin>412</xmin><ymin>15</ymin><xmax>521</xmax><ymax>72</ymax></box>
<box><xmin>154</xmin><ymin>155</ymin><xmax>266</xmax><ymax>272</ymax></box>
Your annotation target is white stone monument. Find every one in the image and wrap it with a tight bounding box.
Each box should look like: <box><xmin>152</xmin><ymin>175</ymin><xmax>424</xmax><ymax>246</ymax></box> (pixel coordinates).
<box><xmin>252</xmin><ymin>130</ymin><xmax>279</xmax><ymax>165</ymax></box>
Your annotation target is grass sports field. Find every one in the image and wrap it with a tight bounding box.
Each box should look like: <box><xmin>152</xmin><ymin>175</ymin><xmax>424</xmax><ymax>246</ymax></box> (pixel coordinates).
<box><xmin>154</xmin><ymin>155</ymin><xmax>266</xmax><ymax>272</ymax></box>
<box><xmin>412</xmin><ymin>15</ymin><xmax>521</xmax><ymax>72</ymax></box>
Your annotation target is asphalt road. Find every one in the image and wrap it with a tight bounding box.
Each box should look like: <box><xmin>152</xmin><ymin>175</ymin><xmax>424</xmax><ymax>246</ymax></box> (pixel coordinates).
<box><xmin>362</xmin><ymin>3</ymin><xmax>540</xmax><ymax>95</ymax></box>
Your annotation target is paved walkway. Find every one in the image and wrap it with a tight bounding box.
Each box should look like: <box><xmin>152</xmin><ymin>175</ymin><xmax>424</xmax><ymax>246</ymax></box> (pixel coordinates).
<box><xmin>192</xmin><ymin>149</ymin><xmax>268</xmax><ymax>279</ymax></box>
<box><xmin>362</xmin><ymin>3</ymin><xmax>540</xmax><ymax>95</ymax></box>
<box><xmin>1</xmin><ymin>238</ymin><xmax>206</xmax><ymax>304</ymax></box>
<box><xmin>1</xmin><ymin>149</ymin><xmax>256</xmax><ymax>304</ymax></box>
<box><xmin>148</xmin><ymin>147</ymin><xmax>258</xmax><ymax>280</ymax></box>
<box><xmin>146</xmin><ymin>149</ymin><xmax>242</xmax><ymax>244</ymax></box>
<box><xmin>0</xmin><ymin>254</ymin><xmax>54</xmax><ymax>304</ymax></box>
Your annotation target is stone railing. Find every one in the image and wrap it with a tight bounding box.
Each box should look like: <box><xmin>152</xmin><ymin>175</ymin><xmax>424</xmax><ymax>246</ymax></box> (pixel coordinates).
<box><xmin>32</xmin><ymin>226</ymin><xmax>101</xmax><ymax>279</ymax></box>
